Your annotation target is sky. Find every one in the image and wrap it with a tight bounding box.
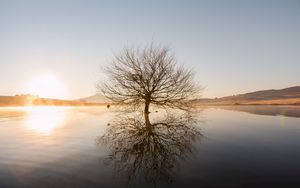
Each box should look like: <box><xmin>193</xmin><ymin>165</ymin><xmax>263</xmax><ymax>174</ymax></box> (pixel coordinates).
<box><xmin>0</xmin><ymin>0</ymin><xmax>299</xmax><ymax>99</ymax></box>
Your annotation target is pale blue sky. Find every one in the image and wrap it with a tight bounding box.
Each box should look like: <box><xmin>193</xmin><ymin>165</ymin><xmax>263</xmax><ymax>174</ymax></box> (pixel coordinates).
<box><xmin>0</xmin><ymin>0</ymin><xmax>299</xmax><ymax>99</ymax></box>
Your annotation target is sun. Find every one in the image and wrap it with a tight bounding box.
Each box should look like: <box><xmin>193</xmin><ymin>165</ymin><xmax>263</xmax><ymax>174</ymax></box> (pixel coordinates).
<box><xmin>23</xmin><ymin>74</ymin><xmax>68</xmax><ymax>99</ymax></box>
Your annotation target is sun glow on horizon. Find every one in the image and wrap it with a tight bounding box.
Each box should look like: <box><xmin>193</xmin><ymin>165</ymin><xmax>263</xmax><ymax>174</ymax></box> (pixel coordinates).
<box><xmin>23</xmin><ymin>74</ymin><xmax>68</xmax><ymax>99</ymax></box>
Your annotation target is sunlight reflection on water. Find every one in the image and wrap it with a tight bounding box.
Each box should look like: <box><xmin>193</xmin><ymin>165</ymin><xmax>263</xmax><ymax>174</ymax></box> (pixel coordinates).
<box><xmin>24</xmin><ymin>107</ymin><xmax>67</xmax><ymax>134</ymax></box>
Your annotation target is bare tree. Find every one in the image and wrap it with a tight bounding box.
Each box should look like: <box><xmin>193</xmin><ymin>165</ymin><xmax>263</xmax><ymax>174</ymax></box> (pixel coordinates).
<box><xmin>98</xmin><ymin>44</ymin><xmax>201</xmax><ymax>113</ymax></box>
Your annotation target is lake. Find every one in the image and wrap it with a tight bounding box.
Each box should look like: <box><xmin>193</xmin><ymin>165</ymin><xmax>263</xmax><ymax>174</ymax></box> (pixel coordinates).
<box><xmin>0</xmin><ymin>106</ymin><xmax>300</xmax><ymax>188</ymax></box>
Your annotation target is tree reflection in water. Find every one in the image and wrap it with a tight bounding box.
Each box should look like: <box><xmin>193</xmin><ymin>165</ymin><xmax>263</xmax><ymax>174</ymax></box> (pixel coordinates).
<box><xmin>98</xmin><ymin>110</ymin><xmax>202</xmax><ymax>186</ymax></box>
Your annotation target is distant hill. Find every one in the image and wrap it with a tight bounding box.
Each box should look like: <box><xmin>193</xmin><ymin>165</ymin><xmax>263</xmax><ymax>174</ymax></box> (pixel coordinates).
<box><xmin>80</xmin><ymin>93</ymin><xmax>111</xmax><ymax>103</ymax></box>
<box><xmin>1</xmin><ymin>86</ymin><xmax>299</xmax><ymax>107</ymax></box>
<box><xmin>0</xmin><ymin>95</ymin><xmax>105</xmax><ymax>107</ymax></box>
<box><xmin>196</xmin><ymin>86</ymin><xmax>300</xmax><ymax>105</ymax></box>
<box><xmin>82</xmin><ymin>87</ymin><xmax>300</xmax><ymax>105</ymax></box>
<box><xmin>222</xmin><ymin>86</ymin><xmax>300</xmax><ymax>100</ymax></box>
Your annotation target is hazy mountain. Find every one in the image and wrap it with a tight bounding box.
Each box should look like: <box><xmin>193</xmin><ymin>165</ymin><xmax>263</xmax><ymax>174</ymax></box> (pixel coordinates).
<box><xmin>222</xmin><ymin>86</ymin><xmax>300</xmax><ymax>100</ymax></box>
<box><xmin>84</xmin><ymin>87</ymin><xmax>300</xmax><ymax>105</ymax></box>
<box><xmin>1</xmin><ymin>86</ymin><xmax>299</xmax><ymax>106</ymax></box>
<box><xmin>0</xmin><ymin>95</ymin><xmax>102</xmax><ymax>106</ymax></box>
<box><xmin>80</xmin><ymin>93</ymin><xmax>111</xmax><ymax>103</ymax></box>
<box><xmin>196</xmin><ymin>86</ymin><xmax>300</xmax><ymax>105</ymax></box>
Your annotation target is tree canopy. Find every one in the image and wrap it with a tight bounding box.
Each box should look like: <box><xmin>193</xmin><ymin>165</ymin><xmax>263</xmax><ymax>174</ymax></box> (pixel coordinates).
<box><xmin>99</xmin><ymin>44</ymin><xmax>201</xmax><ymax>113</ymax></box>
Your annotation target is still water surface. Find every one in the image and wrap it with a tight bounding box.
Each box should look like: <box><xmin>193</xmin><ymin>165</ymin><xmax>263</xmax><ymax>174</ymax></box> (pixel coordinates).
<box><xmin>0</xmin><ymin>106</ymin><xmax>299</xmax><ymax>188</ymax></box>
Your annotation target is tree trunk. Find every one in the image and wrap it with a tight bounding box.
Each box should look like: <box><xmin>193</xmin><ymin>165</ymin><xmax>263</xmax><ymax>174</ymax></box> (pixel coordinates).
<box><xmin>144</xmin><ymin>112</ymin><xmax>151</xmax><ymax>128</ymax></box>
<box><xmin>144</xmin><ymin>99</ymin><xmax>151</xmax><ymax>127</ymax></box>
<box><xmin>144</xmin><ymin>99</ymin><xmax>150</xmax><ymax>114</ymax></box>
